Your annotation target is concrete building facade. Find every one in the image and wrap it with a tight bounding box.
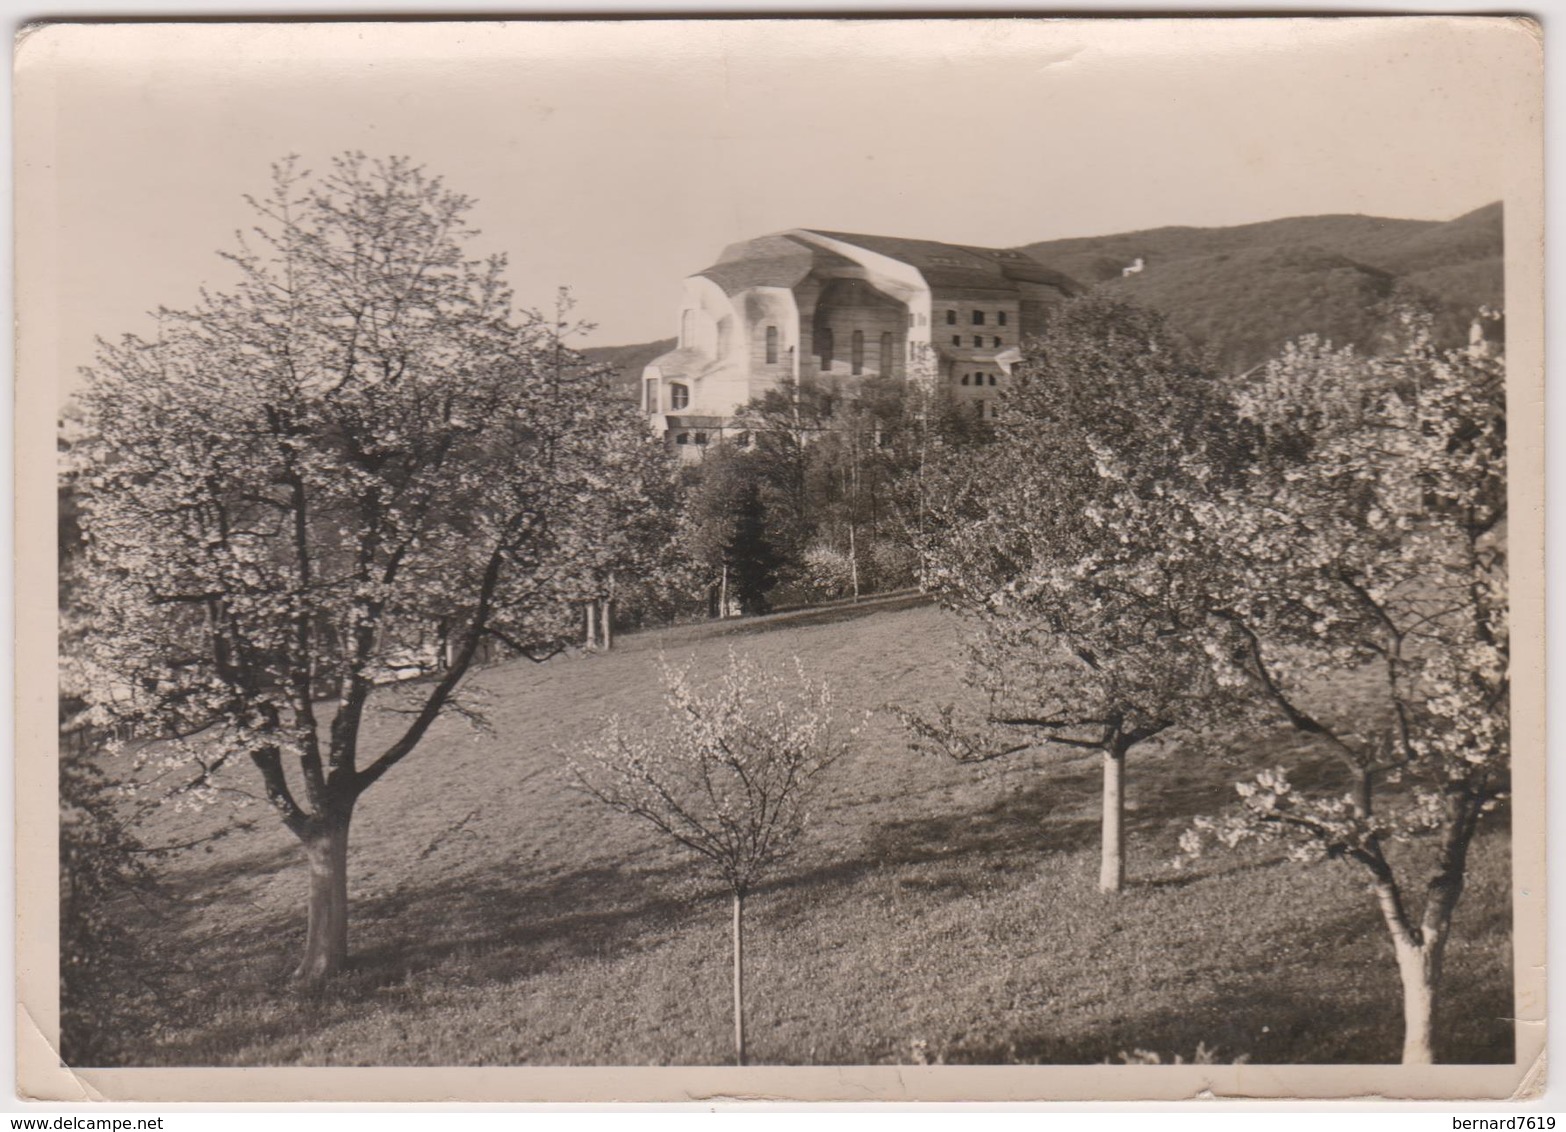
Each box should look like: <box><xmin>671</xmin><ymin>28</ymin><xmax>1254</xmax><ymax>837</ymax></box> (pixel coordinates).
<box><xmin>642</xmin><ymin>229</ymin><xmax>1079</xmax><ymax>453</ymax></box>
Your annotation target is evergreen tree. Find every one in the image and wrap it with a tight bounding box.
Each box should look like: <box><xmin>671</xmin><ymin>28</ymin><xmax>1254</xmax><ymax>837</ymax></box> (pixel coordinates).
<box><xmin>725</xmin><ymin>481</ymin><xmax>782</xmax><ymax>615</ymax></box>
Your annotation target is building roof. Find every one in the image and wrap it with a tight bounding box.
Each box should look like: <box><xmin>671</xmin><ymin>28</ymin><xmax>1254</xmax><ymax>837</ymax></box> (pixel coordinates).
<box><xmin>644</xmin><ymin>346</ymin><xmax>709</xmax><ymax>376</ymax></box>
<box><xmin>801</xmin><ymin>230</ymin><xmax>1081</xmax><ymax>295</ymax></box>
<box><xmin>696</xmin><ymin>233</ymin><xmax>858</xmax><ymax>295</ymax></box>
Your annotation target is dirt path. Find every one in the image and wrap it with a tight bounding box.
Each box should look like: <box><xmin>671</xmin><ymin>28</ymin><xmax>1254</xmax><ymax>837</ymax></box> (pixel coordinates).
<box><xmin>599</xmin><ymin>589</ymin><xmax>935</xmax><ymax>656</ymax></box>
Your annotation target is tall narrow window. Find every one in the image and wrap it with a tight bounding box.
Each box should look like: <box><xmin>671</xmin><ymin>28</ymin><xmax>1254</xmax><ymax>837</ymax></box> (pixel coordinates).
<box><xmin>669</xmin><ymin>383</ymin><xmax>690</xmax><ymax>410</ymax></box>
<box><xmin>972</xmin><ymin>310</ymin><xmax>985</xmax><ymax>326</ymax></box>
<box><xmin>680</xmin><ymin>309</ymin><xmax>695</xmax><ymax>347</ymax></box>
<box><xmin>765</xmin><ymin>325</ymin><xmax>779</xmax><ymax>364</ymax></box>
<box><xmin>993</xmin><ymin>336</ymin><xmax>1002</xmax><ymax>348</ymax></box>
<box><xmin>961</xmin><ymin>373</ymin><xmax>970</xmax><ymax>386</ymax></box>
<box><xmin>880</xmin><ymin>331</ymin><xmax>892</xmax><ymax>372</ymax></box>
<box><xmin>644</xmin><ymin>377</ymin><xmax>659</xmax><ymax>414</ymax></box>
<box><xmin>851</xmin><ymin>330</ymin><xmax>864</xmax><ymax>375</ymax></box>
<box><xmin>989</xmin><ymin>373</ymin><xmax>997</xmax><ymax>386</ymax></box>
<box><xmin>998</xmin><ymin>311</ymin><xmax>1008</xmax><ymax>326</ymax></box>
<box><xmin>946</xmin><ymin>310</ymin><xmax>957</xmax><ymax>325</ymax></box>
<box><xmin>819</xmin><ymin>328</ymin><xmax>834</xmax><ymax>370</ymax></box>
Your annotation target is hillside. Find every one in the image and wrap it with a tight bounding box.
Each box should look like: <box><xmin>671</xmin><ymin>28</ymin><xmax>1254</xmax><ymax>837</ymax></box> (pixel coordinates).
<box><xmin>1017</xmin><ymin>203</ymin><xmax>1502</xmax><ymax>370</ymax></box>
<box><xmin>98</xmin><ymin>600</ymin><xmax>1511</xmax><ymax>1067</ymax></box>
<box><xmin>580</xmin><ymin>337</ymin><xmax>676</xmax><ymax>395</ymax></box>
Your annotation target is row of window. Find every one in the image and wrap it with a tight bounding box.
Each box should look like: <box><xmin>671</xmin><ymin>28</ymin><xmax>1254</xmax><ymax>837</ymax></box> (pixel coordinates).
<box><xmin>952</xmin><ymin>335</ymin><xmax>1005</xmax><ymax>348</ymax></box>
<box><xmin>946</xmin><ymin>309</ymin><xmax>1008</xmax><ymax>327</ymax></box>
<box><xmin>818</xmin><ymin>328</ymin><xmax>897</xmax><ymax>376</ymax></box>
<box><xmin>960</xmin><ymin>372</ymin><xmax>999</xmax><ymax>387</ymax></box>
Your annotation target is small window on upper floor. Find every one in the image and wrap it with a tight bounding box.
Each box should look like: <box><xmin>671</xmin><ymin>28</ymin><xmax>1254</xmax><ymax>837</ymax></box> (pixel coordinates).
<box><xmin>973</xmin><ymin>336</ymin><xmax>983</xmax><ymax>348</ymax></box>
<box><xmin>952</xmin><ymin>335</ymin><xmax>961</xmax><ymax>347</ymax></box>
<box><xmin>998</xmin><ymin>311</ymin><xmax>1008</xmax><ymax>326</ymax></box>
<box><xmin>961</xmin><ymin>373</ymin><xmax>970</xmax><ymax>386</ymax></box>
<box><xmin>765</xmin><ymin>325</ymin><xmax>779</xmax><ymax>365</ymax></box>
<box><xmin>989</xmin><ymin>373</ymin><xmax>997</xmax><ymax>386</ymax></box>
<box><xmin>669</xmin><ymin>383</ymin><xmax>690</xmax><ymax>410</ymax></box>
<box><xmin>972</xmin><ymin>310</ymin><xmax>985</xmax><ymax>326</ymax></box>
<box><xmin>993</xmin><ymin>336</ymin><xmax>1002</xmax><ymax>348</ymax></box>
<box><xmin>946</xmin><ymin>310</ymin><xmax>957</xmax><ymax>325</ymax></box>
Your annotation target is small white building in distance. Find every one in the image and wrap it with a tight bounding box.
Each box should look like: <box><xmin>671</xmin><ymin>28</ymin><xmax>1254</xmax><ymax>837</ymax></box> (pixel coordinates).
<box><xmin>642</xmin><ymin>229</ymin><xmax>1079</xmax><ymax>454</ymax></box>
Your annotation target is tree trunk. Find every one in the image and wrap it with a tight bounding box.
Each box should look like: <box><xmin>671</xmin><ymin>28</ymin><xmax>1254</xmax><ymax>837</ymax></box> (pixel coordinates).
<box><xmin>601</xmin><ymin>598</ymin><xmax>614</xmax><ymax>651</ymax></box>
<box><xmin>1099</xmin><ymin>747</ymin><xmax>1126</xmax><ymax>893</ymax></box>
<box><xmin>720</xmin><ymin>565</ymin><xmax>730</xmax><ymax>620</ymax></box>
<box><xmin>295</xmin><ymin>809</ymin><xmax>352</xmax><ymax>986</ymax></box>
<box><xmin>848</xmin><ymin>522</ymin><xmax>860</xmax><ymax>602</ymax></box>
<box><xmin>732</xmin><ymin>890</ymin><xmax>746</xmax><ymax>1067</ymax></box>
<box><xmin>585</xmin><ymin>601</ymin><xmax>597</xmax><ymax>649</ymax></box>
<box><xmin>1393</xmin><ymin>936</ymin><xmax>1445</xmax><ymax>1064</ymax></box>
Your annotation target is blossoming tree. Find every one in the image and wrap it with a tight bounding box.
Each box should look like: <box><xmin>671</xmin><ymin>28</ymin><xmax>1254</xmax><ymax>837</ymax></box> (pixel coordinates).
<box><xmin>907</xmin><ymin>296</ymin><xmax>1251</xmax><ymax>892</ymax></box>
<box><xmin>1180</xmin><ymin>323</ymin><xmax>1509</xmax><ymax>1064</ymax></box>
<box><xmin>73</xmin><ymin>154</ymin><xmax>672</xmax><ymax>985</ymax></box>
<box><xmin>573</xmin><ymin>652</ymin><xmax>845</xmax><ymax>1065</ymax></box>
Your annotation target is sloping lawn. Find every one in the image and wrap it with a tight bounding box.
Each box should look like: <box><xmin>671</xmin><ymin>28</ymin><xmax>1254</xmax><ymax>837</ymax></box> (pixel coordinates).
<box><xmin>102</xmin><ymin>600</ymin><xmax>1513</xmax><ymax>1066</ymax></box>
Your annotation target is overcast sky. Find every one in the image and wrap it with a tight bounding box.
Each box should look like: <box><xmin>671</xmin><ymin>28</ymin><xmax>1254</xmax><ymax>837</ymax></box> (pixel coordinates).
<box><xmin>18</xmin><ymin>17</ymin><xmax>1532</xmax><ymax>398</ymax></box>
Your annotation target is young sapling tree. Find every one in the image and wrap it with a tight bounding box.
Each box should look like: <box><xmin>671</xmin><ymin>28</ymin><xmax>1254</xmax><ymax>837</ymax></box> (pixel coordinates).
<box><xmin>572</xmin><ymin>651</ymin><xmax>846</xmax><ymax>1065</ymax></box>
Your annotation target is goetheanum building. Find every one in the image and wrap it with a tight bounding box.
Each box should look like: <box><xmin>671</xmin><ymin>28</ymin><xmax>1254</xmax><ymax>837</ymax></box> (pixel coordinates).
<box><xmin>642</xmin><ymin>229</ymin><xmax>1080</xmax><ymax>453</ymax></box>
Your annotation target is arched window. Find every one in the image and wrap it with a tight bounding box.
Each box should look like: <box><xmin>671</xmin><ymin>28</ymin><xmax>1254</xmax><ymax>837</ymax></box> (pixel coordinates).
<box><xmin>680</xmin><ymin>310</ymin><xmax>695</xmax><ymax>347</ymax></box>
<box><xmin>880</xmin><ymin>331</ymin><xmax>892</xmax><ymax>372</ymax></box>
<box><xmin>851</xmin><ymin>330</ymin><xmax>864</xmax><ymax>375</ymax></box>
<box><xmin>819</xmin><ymin>328</ymin><xmax>834</xmax><ymax>371</ymax></box>
<box><xmin>765</xmin><ymin>325</ymin><xmax>779</xmax><ymax>364</ymax></box>
<box><xmin>669</xmin><ymin>383</ymin><xmax>690</xmax><ymax>410</ymax></box>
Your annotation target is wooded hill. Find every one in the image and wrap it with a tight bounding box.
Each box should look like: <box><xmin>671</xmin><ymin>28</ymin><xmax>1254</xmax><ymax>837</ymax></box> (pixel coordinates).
<box><xmin>583</xmin><ymin>203</ymin><xmax>1502</xmax><ymax>379</ymax></box>
<box><xmin>1018</xmin><ymin>202</ymin><xmax>1503</xmax><ymax>370</ymax></box>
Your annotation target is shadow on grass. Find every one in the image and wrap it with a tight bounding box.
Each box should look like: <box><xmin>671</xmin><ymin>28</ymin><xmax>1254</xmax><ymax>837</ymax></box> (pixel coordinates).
<box><xmin>854</xmin><ymin>749</ymin><xmax>1244</xmax><ymax>878</ymax></box>
<box><xmin>136</xmin><ymin>854</ymin><xmax>722</xmax><ymax>1065</ymax></box>
<box><xmin>941</xmin><ymin>929</ymin><xmax>1516</xmax><ymax>1067</ymax></box>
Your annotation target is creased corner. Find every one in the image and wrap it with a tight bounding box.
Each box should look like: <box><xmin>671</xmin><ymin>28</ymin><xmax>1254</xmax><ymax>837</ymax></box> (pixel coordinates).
<box><xmin>1509</xmin><ymin>1046</ymin><xmax>1546</xmax><ymax>1102</ymax></box>
<box><xmin>15</xmin><ymin>1000</ymin><xmax>103</xmax><ymax>1103</ymax></box>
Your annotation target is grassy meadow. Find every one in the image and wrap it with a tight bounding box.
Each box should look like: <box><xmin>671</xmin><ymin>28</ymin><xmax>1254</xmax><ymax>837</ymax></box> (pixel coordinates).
<box><xmin>102</xmin><ymin>598</ymin><xmax>1514</xmax><ymax>1067</ymax></box>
